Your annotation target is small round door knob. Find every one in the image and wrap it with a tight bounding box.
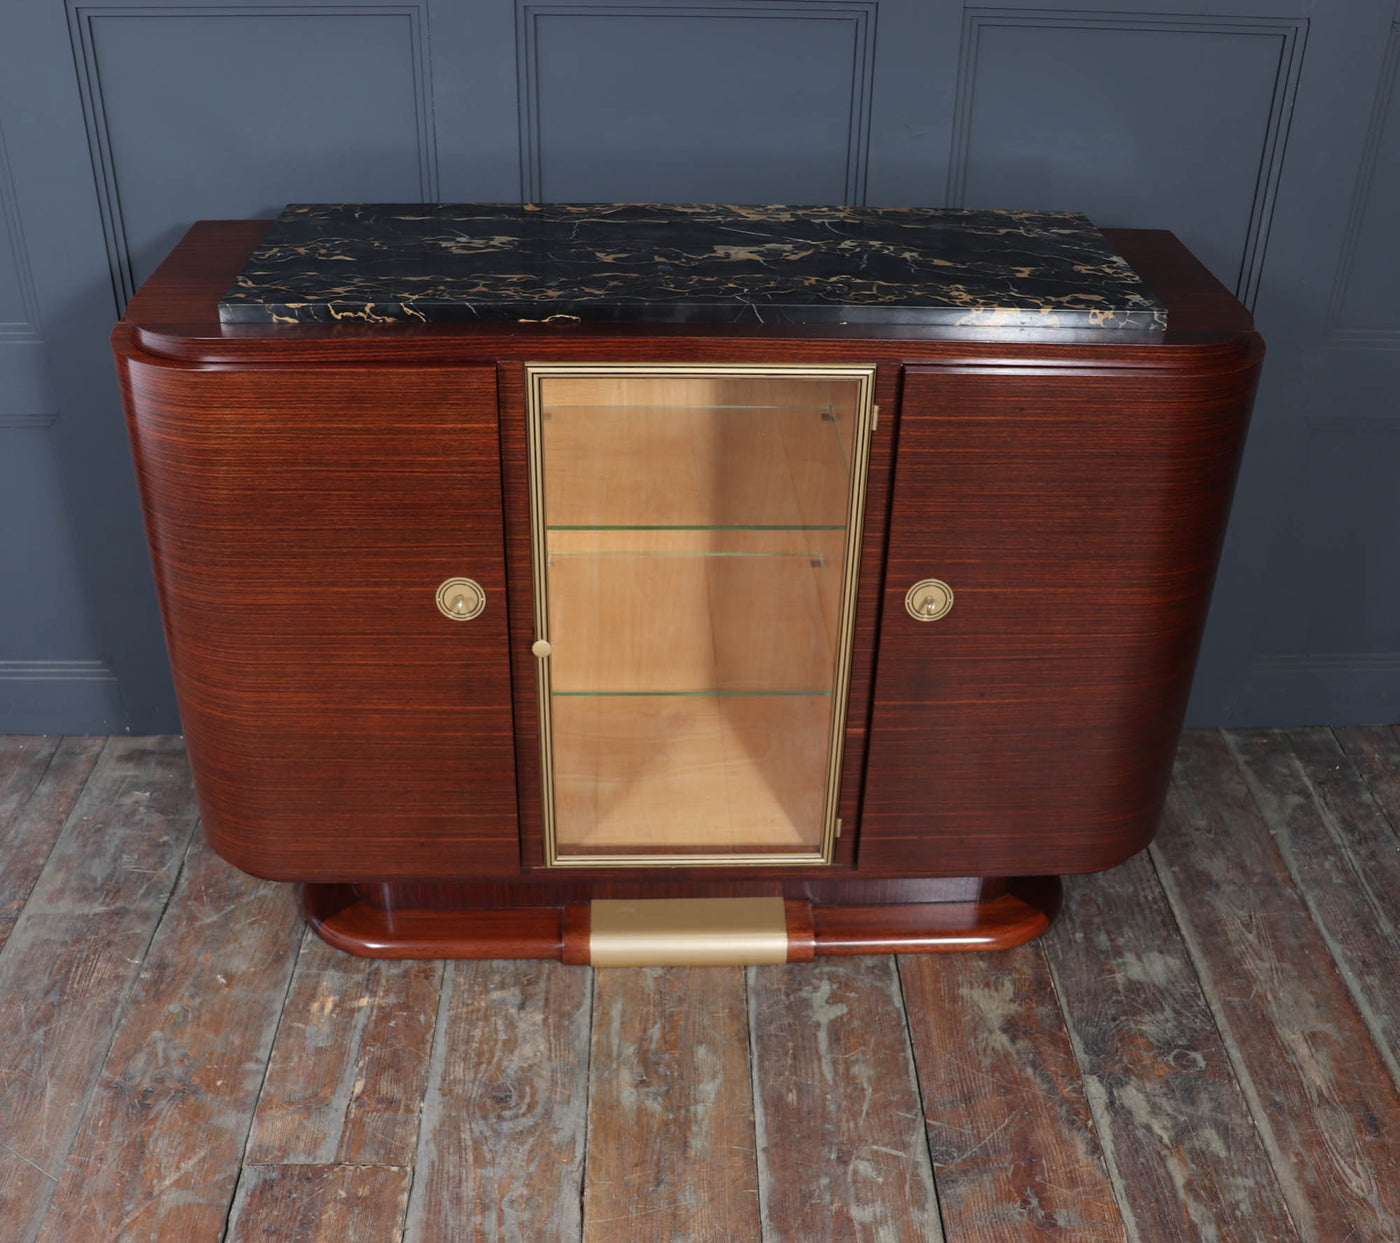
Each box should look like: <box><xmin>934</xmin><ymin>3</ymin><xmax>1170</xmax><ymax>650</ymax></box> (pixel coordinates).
<box><xmin>436</xmin><ymin>577</ymin><xmax>485</xmax><ymax>621</ymax></box>
<box><xmin>905</xmin><ymin>578</ymin><xmax>954</xmax><ymax>621</ymax></box>
<box><xmin>532</xmin><ymin>639</ymin><xmax>553</xmax><ymax>659</ymax></box>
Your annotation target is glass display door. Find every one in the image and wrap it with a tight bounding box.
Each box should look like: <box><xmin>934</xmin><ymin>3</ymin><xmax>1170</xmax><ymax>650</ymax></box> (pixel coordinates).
<box><xmin>526</xmin><ymin>364</ymin><xmax>876</xmax><ymax>866</ymax></box>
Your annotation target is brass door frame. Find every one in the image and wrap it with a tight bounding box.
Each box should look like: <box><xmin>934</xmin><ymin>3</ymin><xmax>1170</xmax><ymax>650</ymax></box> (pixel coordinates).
<box><xmin>525</xmin><ymin>362</ymin><xmax>878</xmax><ymax>868</ymax></box>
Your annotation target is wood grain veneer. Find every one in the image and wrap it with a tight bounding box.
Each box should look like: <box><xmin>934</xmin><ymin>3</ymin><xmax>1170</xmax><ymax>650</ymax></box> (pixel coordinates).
<box><xmin>860</xmin><ymin>351</ymin><xmax>1261</xmax><ymax>876</ymax></box>
<box><xmin>115</xmin><ymin>349</ymin><xmax>518</xmax><ymax>880</ymax></box>
<box><xmin>112</xmin><ymin>220</ymin><xmax>1262</xmax><ymax>953</ymax></box>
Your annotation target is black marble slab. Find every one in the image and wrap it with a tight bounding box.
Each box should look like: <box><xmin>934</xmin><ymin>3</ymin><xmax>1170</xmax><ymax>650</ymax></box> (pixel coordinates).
<box><xmin>218</xmin><ymin>203</ymin><xmax>1167</xmax><ymax>330</ymax></box>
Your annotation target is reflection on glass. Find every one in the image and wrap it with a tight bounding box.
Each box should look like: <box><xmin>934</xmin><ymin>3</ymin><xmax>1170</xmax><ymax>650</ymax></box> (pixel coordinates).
<box><xmin>528</xmin><ymin>366</ymin><xmax>875</xmax><ymax>864</ymax></box>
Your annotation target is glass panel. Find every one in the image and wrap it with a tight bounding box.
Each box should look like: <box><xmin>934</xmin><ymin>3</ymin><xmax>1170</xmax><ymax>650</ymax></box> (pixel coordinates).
<box><xmin>528</xmin><ymin>366</ymin><xmax>874</xmax><ymax>864</ymax></box>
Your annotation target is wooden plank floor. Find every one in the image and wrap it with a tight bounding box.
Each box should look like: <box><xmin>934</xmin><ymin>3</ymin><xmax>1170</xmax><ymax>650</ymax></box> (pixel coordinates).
<box><xmin>1</xmin><ymin>728</ymin><xmax>1398</xmax><ymax>1241</ymax></box>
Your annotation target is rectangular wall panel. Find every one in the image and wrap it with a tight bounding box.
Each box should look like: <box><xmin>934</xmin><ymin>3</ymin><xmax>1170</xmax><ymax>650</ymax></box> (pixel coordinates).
<box><xmin>0</xmin><ymin>119</ymin><xmax>55</xmax><ymax>417</ymax></box>
<box><xmin>1329</xmin><ymin>27</ymin><xmax>1400</xmax><ymax>340</ymax></box>
<box><xmin>517</xmin><ymin>1</ymin><xmax>875</xmax><ymax>204</ymax></box>
<box><xmin>948</xmin><ymin>11</ymin><xmax>1304</xmax><ymax>304</ymax></box>
<box><xmin>69</xmin><ymin>2</ymin><xmax>437</xmax><ymax>304</ymax></box>
<box><xmin>0</xmin><ymin>425</ymin><xmax>122</xmax><ymax>731</ymax></box>
<box><xmin>1252</xmin><ymin>418</ymin><xmax>1400</xmax><ymax>661</ymax></box>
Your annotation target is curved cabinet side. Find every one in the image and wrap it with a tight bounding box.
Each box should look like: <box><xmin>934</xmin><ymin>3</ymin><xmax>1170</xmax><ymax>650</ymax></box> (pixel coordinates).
<box><xmin>113</xmin><ymin>335</ymin><xmax>520</xmax><ymax>881</ymax></box>
<box><xmin>859</xmin><ymin>349</ymin><xmax>1262</xmax><ymax>877</ymax></box>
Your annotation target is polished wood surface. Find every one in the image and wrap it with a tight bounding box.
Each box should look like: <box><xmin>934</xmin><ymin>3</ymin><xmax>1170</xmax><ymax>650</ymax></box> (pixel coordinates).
<box><xmin>861</xmin><ymin>352</ymin><xmax>1261</xmax><ymax>875</ymax></box>
<box><xmin>304</xmin><ymin>881</ymin><xmax>1057</xmax><ymax>959</ymax></box>
<box><xmin>812</xmin><ymin>879</ymin><xmax>1061</xmax><ymax>954</ymax></box>
<box><xmin>111</xmin><ymin>220</ymin><xmax>1262</xmax><ymax>907</ymax></box>
<box><xmin>122</xmin><ymin>223</ymin><xmax>1252</xmax><ymax>361</ymax></box>
<box><xmin>115</xmin><ymin>350</ymin><xmax>519</xmax><ymax>880</ymax></box>
<box><xmin>304</xmin><ymin>885</ymin><xmax>565</xmax><ymax>960</ymax></box>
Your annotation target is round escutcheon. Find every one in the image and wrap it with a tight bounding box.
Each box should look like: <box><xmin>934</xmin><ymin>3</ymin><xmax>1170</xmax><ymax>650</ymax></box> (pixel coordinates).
<box><xmin>905</xmin><ymin>578</ymin><xmax>954</xmax><ymax>622</ymax></box>
<box><xmin>435</xmin><ymin>577</ymin><xmax>486</xmax><ymax>621</ymax></box>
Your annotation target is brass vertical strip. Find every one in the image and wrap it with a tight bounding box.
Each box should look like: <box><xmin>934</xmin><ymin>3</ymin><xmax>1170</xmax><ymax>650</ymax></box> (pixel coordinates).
<box><xmin>524</xmin><ymin>367</ymin><xmax>558</xmax><ymax>865</ymax></box>
<box><xmin>818</xmin><ymin>369</ymin><xmax>877</xmax><ymax>864</ymax></box>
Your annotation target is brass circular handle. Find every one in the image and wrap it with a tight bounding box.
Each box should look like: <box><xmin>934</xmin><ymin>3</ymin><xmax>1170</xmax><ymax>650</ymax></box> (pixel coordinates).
<box><xmin>905</xmin><ymin>578</ymin><xmax>954</xmax><ymax>622</ymax></box>
<box><xmin>532</xmin><ymin>639</ymin><xmax>553</xmax><ymax>658</ymax></box>
<box><xmin>436</xmin><ymin>577</ymin><xmax>486</xmax><ymax>621</ymax></box>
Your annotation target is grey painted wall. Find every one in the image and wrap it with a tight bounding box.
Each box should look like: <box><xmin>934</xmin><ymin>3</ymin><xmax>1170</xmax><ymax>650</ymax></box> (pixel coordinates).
<box><xmin>1</xmin><ymin>0</ymin><xmax>1397</xmax><ymax>732</ymax></box>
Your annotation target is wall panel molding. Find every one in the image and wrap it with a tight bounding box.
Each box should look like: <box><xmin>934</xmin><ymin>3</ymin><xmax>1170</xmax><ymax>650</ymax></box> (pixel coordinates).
<box><xmin>1252</xmin><ymin>653</ymin><xmax>1400</xmax><ymax>675</ymax></box>
<box><xmin>1303</xmin><ymin>413</ymin><xmax>1400</xmax><ymax>435</ymax></box>
<box><xmin>947</xmin><ymin>8</ymin><xmax>1306</xmax><ymax>308</ymax></box>
<box><xmin>514</xmin><ymin>0</ymin><xmax>877</xmax><ymax>204</ymax></box>
<box><xmin>1324</xmin><ymin>20</ymin><xmax>1400</xmax><ymax>349</ymax></box>
<box><xmin>1240</xmin><ymin>652</ymin><xmax>1400</xmax><ymax>726</ymax></box>
<box><xmin>65</xmin><ymin>0</ymin><xmax>437</xmax><ymax>310</ymax></box>
<box><xmin>0</xmin><ymin>412</ymin><xmax>58</xmax><ymax>430</ymax></box>
<box><xmin>0</xmin><ymin>661</ymin><xmax>123</xmax><ymax>733</ymax></box>
<box><xmin>0</xmin><ymin>119</ymin><xmax>42</xmax><ymax>338</ymax></box>
<box><xmin>0</xmin><ymin>659</ymin><xmax>117</xmax><ymax>682</ymax></box>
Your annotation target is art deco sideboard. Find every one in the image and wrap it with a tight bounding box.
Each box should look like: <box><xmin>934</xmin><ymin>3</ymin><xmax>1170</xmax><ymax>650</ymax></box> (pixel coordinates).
<box><xmin>111</xmin><ymin>204</ymin><xmax>1262</xmax><ymax>964</ymax></box>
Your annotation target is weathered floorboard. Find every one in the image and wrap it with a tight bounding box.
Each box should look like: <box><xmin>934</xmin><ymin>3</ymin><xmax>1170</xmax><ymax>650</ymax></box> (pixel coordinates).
<box><xmin>32</xmin><ymin>834</ymin><xmax>302</xmax><ymax>1242</ymax></box>
<box><xmin>404</xmin><ymin>959</ymin><xmax>590</xmax><ymax>1242</ymax></box>
<box><xmin>0</xmin><ymin>736</ymin><xmax>103</xmax><ymax>952</ymax></box>
<box><xmin>0</xmin><ymin>737</ymin><xmax>199</xmax><ymax>1241</ymax></box>
<box><xmin>1227</xmin><ymin>728</ymin><xmax>1400</xmax><ymax>1086</ymax></box>
<box><xmin>583</xmin><ymin>965</ymin><xmax>759</xmax><ymax>1243</ymax></box>
<box><xmin>0</xmin><ymin>736</ymin><xmax>59</xmax><ymax>824</ymax></box>
<box><xmin>901</xmin><ymin>948</ymin><xmax>1125</xmax><ymax>1241</ymax></box>
<box><xmin>246</xmin><ymin>931</ymin><xmax>441</xmax><ymax>1166</ymax></box>
<box><xmin>225</xmin><ymin>1163</ymin><xmax>411</xmax><ymax>1243</ymax></box>
<box><xmin>1044</xmin><ymin>851</ymin><xmax>1298</xmax><ymax>1241</ymax></box>
<box><xmin>750</xmin><ymin>956</ymin><xmax>942</xmax><ymax>1242</ymax></box>
<box><xmin>1335</xmin><ymin>724</ymin><xmax>1400</xmax><ymax>827</ymax></box>
<box><xmin>1153</xmin><ymin>731</ymin><xmax>1400</xmax><ymax>1242</ymax></box>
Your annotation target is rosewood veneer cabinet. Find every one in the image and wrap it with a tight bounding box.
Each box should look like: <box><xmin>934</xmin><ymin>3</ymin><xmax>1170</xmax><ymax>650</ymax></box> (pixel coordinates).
<box><xmin>111</xmin><ymin>204</ymin><xmax>1262</xmax><ymax>966</ymax></box>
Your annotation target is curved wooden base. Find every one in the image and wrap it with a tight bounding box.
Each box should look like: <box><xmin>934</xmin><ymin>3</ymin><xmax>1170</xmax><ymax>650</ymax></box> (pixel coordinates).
<box><xmin>303</xmin><ymin>876</ymin><xmax>1061</xmax><ymax>962</ymax></box>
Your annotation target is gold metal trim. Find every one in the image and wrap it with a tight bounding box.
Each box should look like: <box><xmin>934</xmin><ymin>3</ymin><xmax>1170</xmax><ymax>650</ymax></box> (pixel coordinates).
<box><xmin>435</xmin><ymin>577</ymin><xmax>485</xmax><ymax>621</ymax></box>
<box><xmin>905</xmin><ymin>578</ymin><xmax>954</xmax><ymax>622</ymax></box>
<box><xmin>524</xmin><ymin>362</ymin><xmax>878</xmax><ymax>869</ymax></box>
<box><xmin>588</xmin><ymin>897</ymin><xmax>789</xmax><ymax>966</ymax></box>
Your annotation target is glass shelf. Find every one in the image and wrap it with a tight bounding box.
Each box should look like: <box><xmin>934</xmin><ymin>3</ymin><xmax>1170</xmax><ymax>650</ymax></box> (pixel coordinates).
<box><xmin>544</xmin><ymin>531</ymin><xmax>843</xmax><ymax>696</ymax></box>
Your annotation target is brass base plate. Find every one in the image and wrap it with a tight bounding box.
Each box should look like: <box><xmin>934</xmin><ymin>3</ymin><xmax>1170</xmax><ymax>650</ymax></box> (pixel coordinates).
<box><xmin>588</xmin><ymin>897</ymin><xmax>789</xmax><ymax>966</ymax></box>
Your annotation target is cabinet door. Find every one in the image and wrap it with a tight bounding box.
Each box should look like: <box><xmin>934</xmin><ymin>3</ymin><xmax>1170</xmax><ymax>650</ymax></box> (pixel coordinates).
<box><xmin>521</xmin><ymin>363</ymin><xmax>876</xmax><ymax>867</ymax></box>
<box><xmin>120</xmin><ymin>357</ymin><xmax>518</xmax><ymax>880</ymax></box>
<box><xmin>859</xmin><ymin>357</ymin><xmax>1256</xmax><ymax>877</ymax></box>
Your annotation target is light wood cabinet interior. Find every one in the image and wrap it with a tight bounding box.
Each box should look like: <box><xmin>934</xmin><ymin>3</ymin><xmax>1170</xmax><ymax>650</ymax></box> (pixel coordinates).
<box><xmin>536</xmin><ymin>372</ymin><xmax>864</xmax><ymax>859</ymax></box>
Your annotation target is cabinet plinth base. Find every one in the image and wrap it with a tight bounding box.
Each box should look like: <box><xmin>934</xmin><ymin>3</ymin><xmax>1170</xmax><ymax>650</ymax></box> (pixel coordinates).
<box><xmin>302</xmin><ymin>878</ymin><xmax>1061</xmax><ymax>962</ymax></box>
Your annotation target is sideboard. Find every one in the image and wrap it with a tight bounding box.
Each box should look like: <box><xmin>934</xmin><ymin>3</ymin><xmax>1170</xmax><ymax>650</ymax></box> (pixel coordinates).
<box><xmin>112</xmin><ymin>205</ymin><xmax>1261</xmax><ymax>964</ymax></box>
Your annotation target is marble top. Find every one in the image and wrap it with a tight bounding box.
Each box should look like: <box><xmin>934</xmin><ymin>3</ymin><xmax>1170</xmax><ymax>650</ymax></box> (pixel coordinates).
<box><xmin>217</xmin><ymin>203</ymin><xmax>1167</xmax><ymax>330</ymax></box>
